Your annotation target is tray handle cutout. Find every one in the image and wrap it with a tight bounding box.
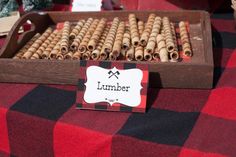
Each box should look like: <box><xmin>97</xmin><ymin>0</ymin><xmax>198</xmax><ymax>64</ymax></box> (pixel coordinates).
<box><xmin>0</xmin><ymin>12</ymin><xmax>53</xmax><ymax>58</ymax></box>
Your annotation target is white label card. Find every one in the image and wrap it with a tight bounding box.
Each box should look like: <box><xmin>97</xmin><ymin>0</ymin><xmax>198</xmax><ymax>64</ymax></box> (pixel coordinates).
<box><xmin>72</xmin><ymin>0</ymin><xmax>102</xmax><ymax>12</ymax></box>
<box><xmin>84</xmin><ymin>66</ymin><xmax>143</xmax><ymax>107</ymax></box>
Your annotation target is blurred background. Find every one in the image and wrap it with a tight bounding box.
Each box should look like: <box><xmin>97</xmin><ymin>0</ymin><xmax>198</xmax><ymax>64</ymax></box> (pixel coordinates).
<box><xmin>0</xmin><ymin>0</ymin><xmax>233</xmax><ymax>39</ymax></box>
<box><xmin>0</xmin><ymin>0</ymin><xmax>233</xmax><ymax>17</ymax></box>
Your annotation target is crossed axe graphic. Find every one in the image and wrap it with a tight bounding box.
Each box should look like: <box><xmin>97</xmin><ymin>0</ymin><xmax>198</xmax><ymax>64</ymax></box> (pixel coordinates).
<box><xmin>108</xmin><ymin>70</ymin><xmax>120</xmax><ymax>79</ymax></box>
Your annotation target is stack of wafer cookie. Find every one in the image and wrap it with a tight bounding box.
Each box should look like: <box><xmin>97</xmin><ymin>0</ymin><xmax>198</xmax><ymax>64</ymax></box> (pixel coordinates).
<box><xmin>13</xmin><ymin>14</ymin><xmax>193</xmax><ymax>62</ymax></box>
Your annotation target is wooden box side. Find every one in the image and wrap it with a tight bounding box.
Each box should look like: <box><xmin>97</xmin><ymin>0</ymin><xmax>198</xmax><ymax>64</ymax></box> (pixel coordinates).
<box><xmin>47</xmin><ymin>10</ymin><xmax>202</xmax><ymax>24</ymax></box>
<box><xmin>0</xmin><ymin>59</ymin><xmax>79</xmax><ymax>85</ymax></box>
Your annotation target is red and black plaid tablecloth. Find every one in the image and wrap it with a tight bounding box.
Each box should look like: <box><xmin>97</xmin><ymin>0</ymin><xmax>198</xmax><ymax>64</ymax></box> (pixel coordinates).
<box><xmin>0</xmin><ymin>13</ymin><xmax>236</xmax><ymax>157</ymax></box>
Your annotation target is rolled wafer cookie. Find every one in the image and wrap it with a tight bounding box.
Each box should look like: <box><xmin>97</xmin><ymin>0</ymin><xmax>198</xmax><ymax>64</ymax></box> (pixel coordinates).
<box><xmin>100</xmin><ymin>17</ymin><xmax>120</xmax><ymax>60</ymax></box>
<box><xmin>140</xmin><ymin>13</ymin><xmax>156</xmax><ymax>46</ymax></box>
<box><xmin>153</xmin><ymin>47</ymin><xmax>160</xmax><ymax>60</ymax></box>
<box><xmin>144</xmin><ymin>49</ymin><xmax>153</xmax><ymax>61</ymax></box>
<box><xmin>162</xmin><ymin>17</ymin><xmax>175</xmax><ymax>53</ymax></box>
<box><xmin>135</xmin><ymin>46</ymin><xmax>144</xmax><ymax>61</ymax></box>
<box><xmin>87</xmin><ymin>18</ymin><xmax>107</xmax><ymax>51</ymax></box>
<box><xmin>91</xmin><ymin>49</ymin><xmax>100</xmax><ymax>60</ymax></box>
<box><xmin>41</xmin><ymin>30</ymin><xmax>62</xmax><ymax>59</ymax></box>
<box><xmin>78</xmin><ymin>19</ymin><xmax>100</xmax><ymax>53</ymax></box>
<box><xmin>138</xmin><ymin>21</ymin><xmax>144</xmax><ymax>36</ymax></box>
<box><xmin>156</xmin><ymin>34</ymin><xmax>168</xmax><ymax>62</ymax></box>
<box><xmin>179</xmin><ymin>21</ymin><xmax>192</xmax><ymax>57</ymax></box>
<box><xmin>109</xmin><ymin>52</ymin><xmax>117</xmax><ymax>60</ymax></box>
<box><xmin>146</xmin><ymin>16</ymin><xmax>162</xmax><ymax>54</ymax></box>
<box><xmin>128</xmin><ymin>14</ymin><xmax>139</xmax><ymax>47</ymax></box>
<box><xmin>82</xmin><ymin>51</ymin><xmax>91</xmax><ymax>60</ymax></box>
<box><xmin>69</xmin><ymin>20</ymin><xmax>85</xmax><ymax>40</ymax></box>
<box><xmin>169</xmin><ymin>23</ymin><xmax>179</xmax><ymax>61</ymax></box>
<box><xmin>64</xmin><ymin>51</ymin><xmax>74</xmax><ymax>60</ymax></box>
<box><xmin>72</xmin><ymin>50</ymin><xmax>81</xmax><ymax>60</ymax></box>
<box><xmin>31</xmin><ymin>30</ymin><xmax>58</xmax><ymax>59</ymax></box>
<box><xmin>70</xmin><ymin>18</ymin><xmax>93</xmax><ymax>52</ymax></box>
<box><xmin>49</xmin><ymin>41</ymin><xmax>61</xmax><ymax>59</ymax></box>
<box><xmin>99</xmin><ymin>50</ymin><xmax>107</xmax><ymax>60</ymax></box>
<box><xmin>182</xmin><ymin>42</ymin><xmax>192</xmax><ymax>56</ymax></box>
<box><xmin>112</xmin><ymin>21</ymin><xmax>125</xmax><ymax>57</ymax></box>
<box><xmin>22</xmin><ymin>27</ymin><xmax>53</xmax><ymax>59</ymax></box>
<box><xmin>13</xmin><ymin>33</ymin><xmax>40</xmax><ymax>59</ymax></box>
<box><xmin>156</xmin><ymin>34</ymin><xmax>166</xmax><ymax>51</ymax></box>
<box><xmin>126</xmin><ymin>46</ymin><xmax>135</xmax><ymax>61</ymax></box>
<box><xmin>56</xmin><ymin>49</ymin><xmax>64</xmax><ymax>60</ymax></box>
<box><xmin>122</xmin><ymin>25</ymin><xmax>131</xmax><ymax>51</ymax></box>
<box><xmin>91</xmin><ymin>25</ymin><xmax>110</xmax><ymax>60</ymax></box>
<box><xmin>159</xmin><ymin>48</ymin><xmax>169</xmax><ymax>62</ymax></box>
<box><xmin>60</xmin><ymin>21</ymin><xmax>71</xmax><ymax>54</ymax></box>
<box><xmin>56</xmin><ymin>53</ymin><xmax>64</xmax><ymax>60</ymax></box>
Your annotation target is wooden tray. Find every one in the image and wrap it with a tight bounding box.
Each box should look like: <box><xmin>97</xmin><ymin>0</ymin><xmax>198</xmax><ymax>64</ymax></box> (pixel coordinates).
<box><xmin>0</xmin><ymin>11</ymin><xmax>213</xmax><ymax>89</ymax></box>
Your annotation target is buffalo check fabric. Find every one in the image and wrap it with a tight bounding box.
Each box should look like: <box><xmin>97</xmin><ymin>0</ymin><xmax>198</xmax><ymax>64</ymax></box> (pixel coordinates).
<box><xmin>1</xmin><ymin>13</ymin><xmax>236</xmax><ymax>157</ymax></box>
